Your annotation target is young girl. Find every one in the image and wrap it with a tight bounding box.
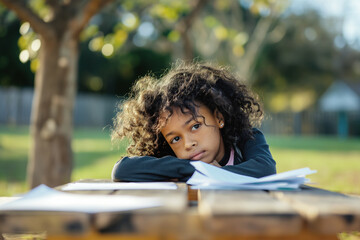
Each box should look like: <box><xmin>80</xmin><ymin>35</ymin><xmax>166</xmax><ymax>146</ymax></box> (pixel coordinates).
<box><xmin>111</xmin><ymin>63</ymin><xmax>276</xmax><ymax>182</ymax></box>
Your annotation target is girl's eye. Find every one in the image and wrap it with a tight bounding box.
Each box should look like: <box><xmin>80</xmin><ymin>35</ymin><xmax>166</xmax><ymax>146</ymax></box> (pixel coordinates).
<box><xmin>192</xmin><ymin>123</ymin><xmax>201</xmax><ymax>130</ymax></box>
<box><xmin>171</xmin><ymin>136</ymin><xmax>180</xmax><ymax>144</ymax></box>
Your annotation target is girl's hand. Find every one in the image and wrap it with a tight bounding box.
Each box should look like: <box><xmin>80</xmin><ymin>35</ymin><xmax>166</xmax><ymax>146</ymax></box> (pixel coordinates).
<box><xmin>209</xmin><ymin>160</ymin><xmax>221</xmax><ymax>167</ymax></box>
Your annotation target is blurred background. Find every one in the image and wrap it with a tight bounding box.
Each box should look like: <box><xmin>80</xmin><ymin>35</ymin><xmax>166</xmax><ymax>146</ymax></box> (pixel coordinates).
<box><xmin>0</xmin><ymin>0</ymin><xmax>359</xmax><ymax>196</ymax></box>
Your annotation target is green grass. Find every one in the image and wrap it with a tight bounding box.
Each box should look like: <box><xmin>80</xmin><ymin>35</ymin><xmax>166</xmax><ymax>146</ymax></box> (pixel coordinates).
<box><xmin>267</xmin><ymin>135</ymin><xmax>360</xmax><ymax>195</ymax></box>
<box><xmin>0</xmin><ymin>126</ymin><xmax>126</xmax><ymax>196</ymax></box>
<box><xmin>0</xmin><ymin>126</ymin><xmax>360</xmax><ymax>196</ymax></box>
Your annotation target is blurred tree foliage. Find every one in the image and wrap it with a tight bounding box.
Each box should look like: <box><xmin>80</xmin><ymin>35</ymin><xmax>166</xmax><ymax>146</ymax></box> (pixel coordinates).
<box><xmin>0</xmin><ymin>11</ymin><xmax>34</xmax><ymax>87</ymax></box>
<box><xmin>1</xmin><ymin>0</ymin><xmax>359</xmax><ymax>103</ymax></box>
<box><xmin>0</xmin><ymin>0</ymin><xmax>286</xmax><ymax>95</ymax></box>
<box><xmin>253</xmin><ymin>10</ymin><xmax>360</xmax><ymax>112</ymax></box>
<box><xmin>78</xmin><ymin>45</ymin><xmax>171</xmax><ymax>95</ymax></box>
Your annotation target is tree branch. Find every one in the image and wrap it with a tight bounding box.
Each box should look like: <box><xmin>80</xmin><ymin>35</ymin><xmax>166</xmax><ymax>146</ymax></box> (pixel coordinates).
<box><xmin>182</xmin><ymin>0</ymin><xmax>208</xmax><ymax>29</ymax></box>
<box><xmin>70</xmin><ymin>0</ymin><xmax>114</xmax><ymax>38</ymax></box>
<box><xmin>0</xmin><ymin>0</ymin><xmax>50</xmax><ymax>37</ymax></box>
<box><xmin>237</xmin><ymin>2</ymin><xmax>279</xmax><ymax>82</ymax></box>
<box><xmin>45</xmin><ymin>0</ymin><xmax>59</xmax><ymax>9</ymax></box>
<box><xmin>176</xmin><ymin>0</ymin><xmax>208</xmax><ymax>62</ymax></box>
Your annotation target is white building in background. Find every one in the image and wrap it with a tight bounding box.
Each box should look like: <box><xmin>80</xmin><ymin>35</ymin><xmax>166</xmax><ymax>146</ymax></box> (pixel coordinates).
<box><xmin>319</xmin><ymin>80</ymin><xmax>360</xmax><ymax>138</ymax></box>
<box><xmin>319</xmin><ymin>81</ymin><xmax>360</xmax><ymax>112</ymax></box>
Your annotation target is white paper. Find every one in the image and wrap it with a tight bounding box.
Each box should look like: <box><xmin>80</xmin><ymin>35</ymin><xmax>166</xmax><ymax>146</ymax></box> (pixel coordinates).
<box><xmin>256</xmin><ymin>168</ymin><xmax>317</xmax><ymax>183</ymax></box>
<box><xmin>189</xmin><ymin>161</ymin><xmax>256</xmax><ymax>184</ymax></box>
<box><xmin>190</xmin><ymin>182</ymin><xmax>301</xmax><ymax>190</ymax></box>
<box><xmin>61</xmin><ymin>182</ymin><xmax>178</xmax><ymax>191</ymax></box>
<box><xmin>0</xmin><ymin>185</ymin><xmax>162</xmax><ymax>213</ymax></box>
<box><xmin>187</xmin><ymin>161</ymin><xmax>316</xmax><ymax>190</ymax></box>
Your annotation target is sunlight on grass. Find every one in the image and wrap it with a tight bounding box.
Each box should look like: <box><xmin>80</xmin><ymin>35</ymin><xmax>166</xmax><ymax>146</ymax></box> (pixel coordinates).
<box><xmin>0</xmin><ymin>182</ymin><xmax>28</xmax><ymax>196</ymax></box>
<box><xmin>272</xmin><ymin>149</ymin><xmax>360</xmax><ymax>194</ymax></box>
<box><xmin>72</xmin><ymin>154</ymin><xmax>119</xmax><ymax>180</ymax></box>
<box><xmin>338</xmin><ymin>232</ymin><xmax>360</xmax><ymax>240</ymax></box>
<box><xmin>267</xmin><ymin>135</ymin><xmax>360</xmax><ymax>194</ymax></box>
<box><xmin>72</xmin><ymin>131</ymin><xmax>127</xmax><ymax>181</ymax></box>
<box><xmin>0</xmin><ymin>134</ymin><xmax>29</xmax><ymax>160</ymax></box>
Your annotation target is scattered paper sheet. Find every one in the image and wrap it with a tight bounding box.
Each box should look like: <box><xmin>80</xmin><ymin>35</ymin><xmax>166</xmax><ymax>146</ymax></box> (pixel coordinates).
<box><xmin>61</xmin><ymin>182</ymin><xmax>178</xmax><ymax>191</ymax></box>
<box><xmin>0</xmin><ymin>185</ymin><xmax>162</xmax><ymax>213</ymax></box>
<box><xmin>187</xmin><ymin>161</ymin><xmax>316</xmax><ymax>190</ymax></box>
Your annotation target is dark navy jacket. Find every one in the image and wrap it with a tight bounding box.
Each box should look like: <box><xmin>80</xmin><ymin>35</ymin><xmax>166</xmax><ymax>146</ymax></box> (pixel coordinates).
<box><xmin>111</xmin><ymin>128</ymin><xmax>276</xmax><ymax>182</ymax></box>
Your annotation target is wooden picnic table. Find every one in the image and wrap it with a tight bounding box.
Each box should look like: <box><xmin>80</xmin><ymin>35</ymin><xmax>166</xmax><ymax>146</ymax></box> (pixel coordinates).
<box><xmin>0</xmin><ymin>179</ymin><xmax>359</xmax><ymax>240</ymax></box>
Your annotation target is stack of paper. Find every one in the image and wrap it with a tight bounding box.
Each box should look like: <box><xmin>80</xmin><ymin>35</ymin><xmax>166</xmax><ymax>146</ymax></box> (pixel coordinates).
<box><xmin>187</xmin><ymin>161</ymin><xmax>316</xmax><ymax>190</ymax></box>
<box><xmin>61</xmin><ymin>182</ymin><xmax>178</xmax><ymax>191</ymax></box>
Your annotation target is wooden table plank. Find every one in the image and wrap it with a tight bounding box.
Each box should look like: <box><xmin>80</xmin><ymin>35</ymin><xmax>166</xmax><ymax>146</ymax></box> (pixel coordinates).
<box><xmin>270</xmin><ymin>185</ymin><xmax>360</xmax><ymax>234</ymax></box>
<box><xmin>0</xmin><ymin>211</ymin><xmax>91</xmax><ymax>236</ymax></box>
<box><xmin>94</xmin><ymin>183</ymin><xmax>188</xmax><ymax>236</ymax></box>
<box><xmin>59</xmin><ymin>181</ymin><xmax>188</xmax><ymax>238</ymax></box>
<box><xmin>0</xmin><ymin>194</ymin><xmax>91</xmax><ymax>236</ymax></box>
<box><xmin>197</xmin><ymin>189</ymin><xmax>302</xmax><ymax>236</ymax></box>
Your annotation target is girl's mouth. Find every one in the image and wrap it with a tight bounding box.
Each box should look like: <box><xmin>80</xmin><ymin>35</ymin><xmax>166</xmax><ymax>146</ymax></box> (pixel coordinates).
<box><xmin>190</xmin><ymin>151</ymin><xmax>205</xmax><ymax>161</ymax></box>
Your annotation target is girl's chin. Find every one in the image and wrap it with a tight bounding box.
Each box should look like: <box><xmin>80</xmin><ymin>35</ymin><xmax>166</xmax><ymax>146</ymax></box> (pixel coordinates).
<box><xmin>199</xmin><ymin>158</ymin><xmax>213</xmax><ymax>164</ymax></box>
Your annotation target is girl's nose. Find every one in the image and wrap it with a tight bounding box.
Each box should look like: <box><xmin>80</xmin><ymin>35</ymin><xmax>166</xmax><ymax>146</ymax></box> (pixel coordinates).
<box><xmin>184</xmin><ymin>137</ymin><xmax>197</xmax><ymax>150</ymax></box>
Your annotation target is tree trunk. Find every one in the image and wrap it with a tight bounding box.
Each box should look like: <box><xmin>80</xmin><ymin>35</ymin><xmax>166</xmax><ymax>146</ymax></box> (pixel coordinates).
<box><xmin>27</xmin><ymin>30</ymin><xmax>78</xmax><ymax>188</ymax></box>
<box><xmin>0</xmin><ymin>0</ymin><xmax>113</xmax><ymax>189</ymax></box>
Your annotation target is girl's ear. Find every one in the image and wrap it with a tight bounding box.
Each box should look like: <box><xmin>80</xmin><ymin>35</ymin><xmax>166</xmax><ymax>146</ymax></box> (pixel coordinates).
<box><xmin>214</xmin><ymin>109</ymin><xmax>224</xmax><ymax>128</ymax></box>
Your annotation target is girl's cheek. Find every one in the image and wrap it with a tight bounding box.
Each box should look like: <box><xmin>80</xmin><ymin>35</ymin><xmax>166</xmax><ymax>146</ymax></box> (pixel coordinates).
<box><xmin>170</xmin><ymin>146</ymin><xmax>180</xmax><ymax>156</ymax></box>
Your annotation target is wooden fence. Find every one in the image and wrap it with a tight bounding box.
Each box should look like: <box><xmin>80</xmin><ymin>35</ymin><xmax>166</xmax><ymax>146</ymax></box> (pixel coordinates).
<box><xmin>261</xmin><ymin>111</ymin><xmax>360</xmax><ymax>137</ymax></box>
<box><xmin>0</xmin><ymin>87</ymin><xmax>119</xmax><ymax>127</ymax></box>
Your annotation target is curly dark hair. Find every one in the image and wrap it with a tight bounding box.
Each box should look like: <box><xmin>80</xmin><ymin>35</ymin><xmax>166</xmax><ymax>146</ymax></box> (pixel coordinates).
<box><xmin>111</xmin><ymin>62</ymin><xmax>263</xmax><ymax>157</ymax></box>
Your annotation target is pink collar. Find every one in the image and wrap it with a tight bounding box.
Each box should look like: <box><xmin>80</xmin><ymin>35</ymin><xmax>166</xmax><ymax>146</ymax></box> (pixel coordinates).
<box><xmin>225</xmin><ymin>148</ymin><xmax>234</xmax><ymax>166</ymax></box>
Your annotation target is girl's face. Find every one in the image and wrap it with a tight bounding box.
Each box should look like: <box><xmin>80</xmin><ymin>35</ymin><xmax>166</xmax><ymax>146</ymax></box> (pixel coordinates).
<box><xmin>160</xmin><ymin>103</ymin><xmax>225</xmax><ymax>164</ymax></box>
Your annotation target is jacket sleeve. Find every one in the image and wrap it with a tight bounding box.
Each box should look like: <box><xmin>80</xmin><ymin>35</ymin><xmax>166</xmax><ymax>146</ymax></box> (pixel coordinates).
<box><xmin>222</xmin><ymin>128</ymin><xmax>276</xmax><ymax>178</ymax></box>
<box><xmin>112</xmin><ymin>128</ymin><xmax>276</xmax><ymax>182</ymax></box>
<box><xmin>111</xmin><ymin>155</ymin><xmax>195</xmax><ymax>182</ymax></box>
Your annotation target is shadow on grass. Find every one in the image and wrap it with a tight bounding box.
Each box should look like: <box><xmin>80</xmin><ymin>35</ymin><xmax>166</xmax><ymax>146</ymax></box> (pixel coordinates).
<box><xmin>0</xmin><ymin>159</ymin><xmax>27</xmax><ymax>182</ymax></box>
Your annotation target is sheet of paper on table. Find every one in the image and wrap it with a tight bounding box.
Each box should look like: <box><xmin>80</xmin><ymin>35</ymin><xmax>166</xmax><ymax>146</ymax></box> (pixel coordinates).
<box><xmin>187</xmin><ymin>161</ymin><xmax>316</xmax><ymax>190</ymax></box>
<box><xmin>0</xmin><ymin>185</ymin><xmax>162</xmax><ymax>213</ymax></box>
<box><xmin>61</xmin><ymin>182</ymin><xmax>178</xmax><ymax>191</ymax></box>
